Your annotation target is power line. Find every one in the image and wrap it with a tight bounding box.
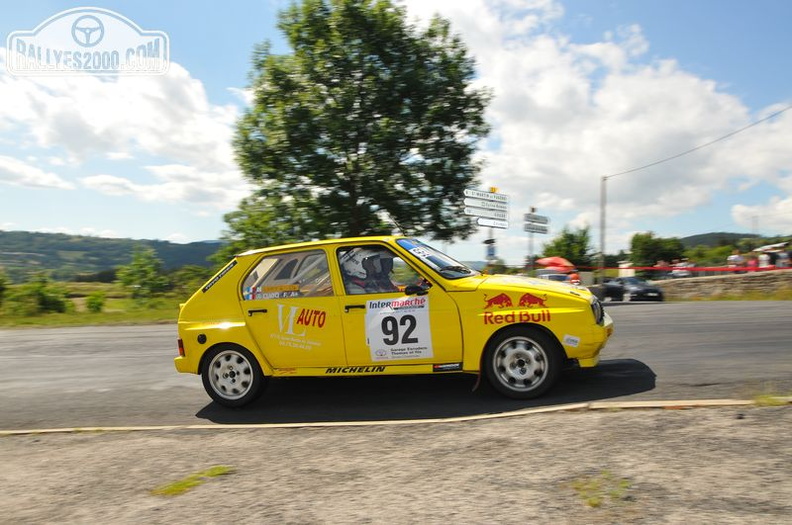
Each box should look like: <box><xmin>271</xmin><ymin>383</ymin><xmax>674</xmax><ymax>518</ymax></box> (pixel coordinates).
<box><xmin>604</xmin><ymin>104</ymin><xmax>792</xmax><ymax>180</ymax></box>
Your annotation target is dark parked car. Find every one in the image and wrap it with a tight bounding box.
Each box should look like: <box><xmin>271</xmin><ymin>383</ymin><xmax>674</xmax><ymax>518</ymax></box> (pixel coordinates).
<box><xmin>601</xmin><ymin>278</ymin><xmax>626</xmax><ymax>301</ymax></box>
<box><xmin>614</xmin><ymin>276</ymin><xmax>664</xmax><ymax>301</ymax></box>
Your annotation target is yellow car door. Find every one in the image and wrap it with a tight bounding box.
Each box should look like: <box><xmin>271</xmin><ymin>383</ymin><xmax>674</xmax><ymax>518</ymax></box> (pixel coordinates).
<box><xmin>335</xmin><ymin>244</ymin><xmax>463</xmax><ymax>366</ymax></box>
<box><xmin>241</xmin><ymin>248</ymin><xmax>347</xmax><ymax>368</ymax></box>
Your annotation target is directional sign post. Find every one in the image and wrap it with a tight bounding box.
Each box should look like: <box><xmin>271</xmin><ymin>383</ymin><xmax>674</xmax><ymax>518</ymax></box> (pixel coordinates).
<box><xmin>463</xmin><ymin>188</ymin><xmax>510</xmax><ymax>230</ymax></box>
<box><xmin>524</xmin><ymin>213</ymin><xmax>549</xmax><ymax>225</ymax></box>
<box><xmin>524</xmin><ymin>209</ymin><xmax>550</xmax><ymax>275</ymax></box>
<box><xmin>524</xmin><ymin>223</ymin><xmax>549</xmax><ymax>234</ymax></box>
<box><xmin>463</xmin><ymin>188</ymin><xmax>510</xmax><ymax>262</ymax></box>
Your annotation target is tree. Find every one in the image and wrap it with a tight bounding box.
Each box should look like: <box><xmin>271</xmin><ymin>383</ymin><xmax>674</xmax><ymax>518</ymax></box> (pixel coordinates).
<box><xmin>542</xmin><ymin>226</ymin><xmax>594</xmax><ymax>268</ymax></box>
<box><xmin>231</xmin><ymin>0</ymin><xmax>490</xmax><ymax>245</ymax></box>
<box><xmin>117</xmin><ymin>247</ymin><xmax>169</xmax><ymax>299</ymax></box>
<box><xmin>213</xmin><ymin>192</ymin><xmax>320</xmax><ymax>263</ymax></box>
<box><xmin>630</xmin><ymin>232</ymin><xmax>685</xmax><ymax>268</ymax></box>
<box><xmin>168</xmin><ymin>265</ymin><xmax>217</xmax><ymax>297</ymax></box>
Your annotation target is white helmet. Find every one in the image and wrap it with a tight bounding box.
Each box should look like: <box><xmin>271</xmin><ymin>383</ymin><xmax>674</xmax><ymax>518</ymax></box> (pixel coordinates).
<box><xmin>341</xmin><ymin>248</ymin><xmax>393</xmax><ymax>280</ymax></box>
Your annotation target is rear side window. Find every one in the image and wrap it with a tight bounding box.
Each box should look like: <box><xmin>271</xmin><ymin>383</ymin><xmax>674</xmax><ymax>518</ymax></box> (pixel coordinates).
<box><xmin>242</xmin><ymin>250</ymin><xmax>333</xmax><ymax>300</ymax></box>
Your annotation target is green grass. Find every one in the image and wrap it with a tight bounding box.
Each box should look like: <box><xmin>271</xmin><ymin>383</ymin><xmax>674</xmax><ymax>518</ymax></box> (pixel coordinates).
<box><xmin>62</xmin><ymin>281</ymin><xmax>127</xmax><ymax>298</ymax></box>
<box><xmin>567</xmin><ymin>470</ymin><xmax>633</xmax><ymax>508</ymax></box>
<box><xmin>150</xmin><ymin>466</ymin><xmax>235</xmax><ymax>497</ymax></box>
<box><xmin>0</xmin><ymin>296</ymin><xmax>181</xmax><ymax>327</ymax></box>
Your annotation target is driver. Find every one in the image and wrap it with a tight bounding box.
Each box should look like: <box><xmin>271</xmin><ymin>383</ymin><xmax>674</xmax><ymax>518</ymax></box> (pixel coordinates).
<box><xmin>340</xmin><ymin>248</ymin><xmax>398</xmax><ymax>295</ymax></box>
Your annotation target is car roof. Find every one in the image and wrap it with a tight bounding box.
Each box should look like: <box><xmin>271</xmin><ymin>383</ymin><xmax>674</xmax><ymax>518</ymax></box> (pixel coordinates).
<box><xmin>236</xmin><ymin>235</ymin><xmax>404</xmax><ymax>258</ymax></box>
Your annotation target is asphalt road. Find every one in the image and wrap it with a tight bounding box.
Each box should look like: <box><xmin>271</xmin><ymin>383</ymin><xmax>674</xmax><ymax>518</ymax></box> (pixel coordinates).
<box><xmin>1</xmin><ymin>301</ymin><xmax>790</xmax><ymax>430</ymax></box>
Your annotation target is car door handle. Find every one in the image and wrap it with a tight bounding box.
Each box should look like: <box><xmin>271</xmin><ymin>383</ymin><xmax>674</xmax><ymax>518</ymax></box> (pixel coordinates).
<box><xmin>247</xmin><ymin>309</ymin><xmax>268</xmax><ymax>316</ymax></box>
<box><xmin>344</xmin><ymin>304</ymin><xmax>365</xmax><ymax>313</ymax></box>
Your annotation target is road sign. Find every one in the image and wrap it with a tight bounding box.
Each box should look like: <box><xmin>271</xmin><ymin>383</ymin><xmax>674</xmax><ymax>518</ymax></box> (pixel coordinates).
<box><xmin>524</xmin><ymin>223</ymin><xmax>548</xmax><ymax>234</ymax></box>
<box><xmin>524</xmin><ymin>213</ymin><xmax>549</xmax><ymax>224</ymax></box>
<box><xmin>463</xmin><ymin>198</ymin><xmax>508</xmax><ymax>211</ymax></box>
<box><xmin>477</xmin><ymin>217</ymin><xmax>509</xmax><ymax>229</ymax></box>
<box><xmin>464</xmin><ymin>188</ymin><xmax>509</xmax><ymax>203</ymax></box>
<box><xmin>465</xmin><ymin>207</ymin><xmax>507</xmax><ymax>220</ymax></box>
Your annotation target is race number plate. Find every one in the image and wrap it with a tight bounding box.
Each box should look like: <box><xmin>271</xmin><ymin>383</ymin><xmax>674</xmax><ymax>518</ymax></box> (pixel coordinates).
<box><xmin>365</xmin><ymin>297</ymin><xmax>433</xmax><ymax>361</ymax></box>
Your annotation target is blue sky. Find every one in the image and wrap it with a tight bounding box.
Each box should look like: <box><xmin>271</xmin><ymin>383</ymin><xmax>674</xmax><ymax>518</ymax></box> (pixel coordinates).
<box><xmin>1</xmin><ymin>0</ymin><xmax>791</xmax><ymax>266</ymax></box>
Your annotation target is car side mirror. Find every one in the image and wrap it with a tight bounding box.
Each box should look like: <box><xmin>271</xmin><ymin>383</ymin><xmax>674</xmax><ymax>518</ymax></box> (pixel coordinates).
<box><xmin>404</xmin><ymin>284</ymin><xmax>429</xmax><ymax>296</ymax></box>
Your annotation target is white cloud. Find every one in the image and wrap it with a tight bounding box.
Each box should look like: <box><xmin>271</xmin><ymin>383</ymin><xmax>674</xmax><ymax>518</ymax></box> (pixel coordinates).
<box><xmin>0</xmin><ymin>155</ymin><xmax>74</xmax><ymax>189</ymax></box>
<box><xmin>81</xmin><ymin>164</ymin><xmax>252</xmax><ymax>209</ymax></box>
<box><xmin>732</xmin><ymin>194</ymin><xmax>792</xmax><ymax>235</ymax></box>
<box><xmin>228</xmin><ymin>87</ymin><xmax>253</xmax><ymax>106</ymax></box>
<box><xmin>401</xmin><ymin>0</ymin><xmax>792</xmax><ymax>254</ymax></box>
<box><xmin>0</xmin><ymin>50</ymin><xmax>248</xmax><ymax>211</ymax></box>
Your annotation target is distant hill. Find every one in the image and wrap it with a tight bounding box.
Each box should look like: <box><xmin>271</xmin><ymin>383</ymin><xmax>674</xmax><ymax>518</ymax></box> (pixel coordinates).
<box><xmin>0</xmin><ymin>231</ymin><xmax>222</xmax><ymax>282</ymax></box>
<box><xmin>679</xmin><ymin>232</ymin><xmax>761</xmax><ymax>248</ymax></box>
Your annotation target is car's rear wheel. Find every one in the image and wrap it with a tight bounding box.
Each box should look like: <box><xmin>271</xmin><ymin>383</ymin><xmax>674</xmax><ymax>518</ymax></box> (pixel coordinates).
<box><xmin>484</xmin><ymin>327</ymin><xmax>563</xmax><ymax>399</ymax></box>
<box><xmin>201</xmin><ymin>345</ymin><xmax>266</xmax><ymax>408</ymax></box>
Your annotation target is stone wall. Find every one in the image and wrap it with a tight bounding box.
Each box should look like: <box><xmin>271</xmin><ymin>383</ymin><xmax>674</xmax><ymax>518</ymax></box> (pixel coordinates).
<box><xmin>654</xmin><ymin>269</ymin><xmax>792</xmax><ymax>300</ymax></box>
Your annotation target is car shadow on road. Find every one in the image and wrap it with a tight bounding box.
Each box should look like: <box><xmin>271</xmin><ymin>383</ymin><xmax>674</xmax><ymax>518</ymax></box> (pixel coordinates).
<box><xmin>195</xmin><ymin>358</ymin><xmax>656</xmax><ymax>424</ymax></box>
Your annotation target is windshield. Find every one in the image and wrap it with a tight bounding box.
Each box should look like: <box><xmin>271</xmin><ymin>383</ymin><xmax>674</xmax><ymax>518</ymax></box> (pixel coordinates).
<box><xmin>396</xmin><ymin>238</ymin><xmax>478</xmax><ymax>279</ymax></box>
<box><xmin>621</xmin><ymin>277</ymin><xmax>646</xmax><ymax>285</ymax></box>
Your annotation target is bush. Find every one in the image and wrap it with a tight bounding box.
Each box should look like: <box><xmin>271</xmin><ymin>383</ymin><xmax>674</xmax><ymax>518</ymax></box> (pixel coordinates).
<box><xmin>85</xmin><ymin>291</ymin><xmax>106</xmax><ymax>313</ymax></box>
<box><xmin>1</xmin><ymin>275</ymin><xmax>70</xmax><ymax>316</ymax></box>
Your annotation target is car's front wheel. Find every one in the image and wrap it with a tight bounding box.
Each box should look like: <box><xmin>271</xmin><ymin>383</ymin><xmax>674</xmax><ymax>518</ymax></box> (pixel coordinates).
<box><xmin>201</xmin><ymin>345</ymin><xmax>267</xmax><ymax>408</ymax></box>
<box><xmin>483</xmin><ymin>327</ymin><xmax>563</xmax><ymax>399</ymax></box>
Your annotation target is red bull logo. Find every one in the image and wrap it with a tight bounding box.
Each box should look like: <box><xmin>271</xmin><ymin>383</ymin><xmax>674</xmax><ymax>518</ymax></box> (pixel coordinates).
<box><xmin>518</xmin><ymin>293</ymin><xmax>547</xmax><ymax>308</ymax></box>
<box><xmin>484</xmin><ymin>293</ymin><xmax>512</xmax><ymax>309</ymax></box>
<box><xmin>484</xmin><ymin>310</ymin><xmax>552</xmax><ymax>325</ymax></box>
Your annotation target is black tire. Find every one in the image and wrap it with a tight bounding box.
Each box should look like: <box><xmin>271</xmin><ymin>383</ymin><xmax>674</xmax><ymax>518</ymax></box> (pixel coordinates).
<box><xmin>201</xmin><ymin>345</ymin><xmax>267</xmax><ymax>408</ymax></box>
<box><xmin>483</xmin><ymin>327</ymin><xmax>563</xmax><ymax>399</ymax></box>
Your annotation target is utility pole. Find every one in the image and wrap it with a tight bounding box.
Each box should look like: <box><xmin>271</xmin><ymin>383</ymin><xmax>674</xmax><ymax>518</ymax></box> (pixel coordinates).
<box><xmin>599</xmin><ymin>176</ymin><xmax>606</xmax><ymax>284</ymax></box>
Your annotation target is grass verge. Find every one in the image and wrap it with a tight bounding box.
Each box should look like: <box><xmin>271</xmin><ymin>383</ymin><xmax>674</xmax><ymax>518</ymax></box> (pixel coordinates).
<box><xmin>150</xmin><ymin>465</ymin><xmax>235</xmax><ymax>497</ymax></box>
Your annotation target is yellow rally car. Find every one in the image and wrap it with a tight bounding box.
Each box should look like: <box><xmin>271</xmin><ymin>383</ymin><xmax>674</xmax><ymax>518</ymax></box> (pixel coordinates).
<box><xmin>175</xmin><ymin>237</ymin><xmax>614</xmax><ymax>407</ymax></box>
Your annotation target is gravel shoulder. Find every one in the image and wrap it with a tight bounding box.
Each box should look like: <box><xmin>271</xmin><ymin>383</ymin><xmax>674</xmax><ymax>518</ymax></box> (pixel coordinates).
<box><xmin>1</xmin><ymin>405</ymin><xmax>790</xmax><ymax>524</ymax></box>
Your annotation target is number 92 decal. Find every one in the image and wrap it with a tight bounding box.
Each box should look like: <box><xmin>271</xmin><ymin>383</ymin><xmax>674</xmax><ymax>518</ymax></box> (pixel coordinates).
<box><xmin>365</xmin><ymin>299</ymin><xmax>433</xmax><ymax>361</ymax></box>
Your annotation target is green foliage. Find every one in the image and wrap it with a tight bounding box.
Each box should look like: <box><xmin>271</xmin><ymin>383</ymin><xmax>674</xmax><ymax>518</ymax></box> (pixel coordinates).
<box><xmin>0</xmin><ymin>268</ymin><xmax>7</xmax><ymax>307</ymax></box>
<box><xmin>117</xmin><ymin>247</ymin><xmax>170</xmax><ymax>299</ymax></box>
<box><xmin>85</xmin><ymin>291</ymin><xmax>106</xmax><ymax>313</ymax></box>
<box><xmin>168</xmin><ymin>265</ymin><xmax>217</xmax><ymax>297</ymax></box>
<box><xmin>231</xmin><ymin>0</ymin><xmax>491</xmax><ymax>245</ymax></box>
<box><xmin>630</xmin><ymin>232</ymin><xmax>685</xmax><ymax>268</ymax></box>
<box><xmin>2</xmin><ymin>274</ymin><xmax>71</xmax><ymax>316</ymax></box>
<box><xmin>212</xmin><ymin>193</ymin><xmax>318</xmax><ymax>263</ymax></box>
<box><xmin>683</xmin><ymin>244</ymin><xmax>733</xmax><ymax>266</ymax></box>
<box><xmin>542</xmin><ymin>226</ymin><xmax>594</xmax><ymax>267</ymax></box>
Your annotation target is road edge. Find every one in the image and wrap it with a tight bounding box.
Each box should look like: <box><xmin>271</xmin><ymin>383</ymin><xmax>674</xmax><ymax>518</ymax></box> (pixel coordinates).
<box><xmin>2</xmin><ymin>397</ymin><xmax>790</xmax><ymax>436</ymax></box>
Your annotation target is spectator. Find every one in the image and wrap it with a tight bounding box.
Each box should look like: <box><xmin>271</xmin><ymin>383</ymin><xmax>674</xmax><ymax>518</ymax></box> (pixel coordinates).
<box><xmin>746</xmin><ymin>255</ymin><xmax>758</xmax><ymax>272</ymax></box>
<box><xmin>776</xmin><ymin>250</ymin><xmax>790</xmax><ymax>268</ymax></box>
<box><xmin>671</xmin><ymin>258</ymin><xmax>692</xmax><ymax>278</ymax></box>
<box><xmin>726</xmin><ymin>249</ymin><xmax>744</xmax><ymax>273</ymax></box>
<box><xmin>654</xmin><ymin>259</ymin><xmax>670</xmax><ymax>280</ymax></box>
<box><xmin>758</xmin><ymin>251</ymin><xmax>772</xmax><ymax>269</ymax></box>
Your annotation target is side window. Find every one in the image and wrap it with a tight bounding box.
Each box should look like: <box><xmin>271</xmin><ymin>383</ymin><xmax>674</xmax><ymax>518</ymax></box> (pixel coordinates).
<box><xmin>337</xmin><ymin>245</ymin><xmax>423</xmax><ymax>295</ymax></box>
<box><xmin>242</xmin><ymin>250</ymin><xmax>333</xmax><ymax>300</ymax></box>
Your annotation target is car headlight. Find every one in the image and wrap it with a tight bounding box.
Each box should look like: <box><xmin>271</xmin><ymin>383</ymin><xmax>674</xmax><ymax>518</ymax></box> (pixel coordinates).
<box><xmin>590</xmin><ymin>297</ymin><xmax>604</xmax><ymax>325</ymax></box>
